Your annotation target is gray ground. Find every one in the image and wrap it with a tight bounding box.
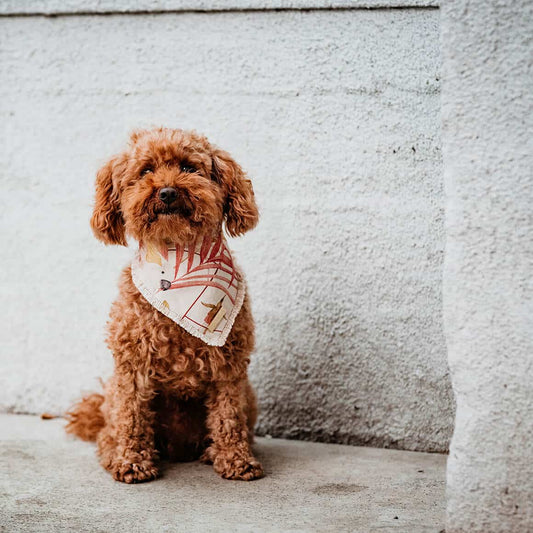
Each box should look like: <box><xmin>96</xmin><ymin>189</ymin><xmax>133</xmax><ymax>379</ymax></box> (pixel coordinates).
<box><xmin>1</xmin><ymin>414</ymin><xmax>446</xmax><ymax>532</ymax></box>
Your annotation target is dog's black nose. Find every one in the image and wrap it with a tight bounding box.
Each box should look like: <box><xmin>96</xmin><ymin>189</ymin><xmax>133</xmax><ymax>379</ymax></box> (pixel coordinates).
<box><xmin>159</xmin><ymin>187</ymin><xmax>177</xmax><ymax>205</ymax></box>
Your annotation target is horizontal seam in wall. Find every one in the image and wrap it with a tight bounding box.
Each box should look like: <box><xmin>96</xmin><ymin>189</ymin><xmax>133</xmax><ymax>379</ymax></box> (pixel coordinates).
<box><xmin>0</xmin><ymin>5</ymin><xmax>439</xmax><ymax>18</ymax></box>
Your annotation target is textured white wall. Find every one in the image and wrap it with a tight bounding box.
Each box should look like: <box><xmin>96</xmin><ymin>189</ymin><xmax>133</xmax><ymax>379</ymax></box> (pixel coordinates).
<box><xmin>0</xmin><ymin>5</ymin><xmax>453</xmax><ymax>451</ymax></box>
<box><xmin>442</xmin><ymin>0</ymin><xmax>533</xmax><ymax>530</ymax></box>
<box><xmin>0</xmin><ymin>0</ymin><xmax>439</xmax><ymax>14</ymax></box>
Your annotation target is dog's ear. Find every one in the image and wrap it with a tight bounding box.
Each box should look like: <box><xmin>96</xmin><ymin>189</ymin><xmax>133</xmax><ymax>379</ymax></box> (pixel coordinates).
<box><xmin>211</xmin><ymin>149</ymin><xmax>259</xmax><ymax>237</ymax></box>
<box><xmin>90</xmin><ymin>154</ymin><xmax>128</xmax><ymax>246</ymax></box>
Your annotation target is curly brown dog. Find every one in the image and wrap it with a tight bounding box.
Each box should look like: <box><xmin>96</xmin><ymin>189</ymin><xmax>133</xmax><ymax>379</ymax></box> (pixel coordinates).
<box><xmin>66</xmin><ymin>127</ymin><xmax>263</xmax><ymax>483</ymax></box>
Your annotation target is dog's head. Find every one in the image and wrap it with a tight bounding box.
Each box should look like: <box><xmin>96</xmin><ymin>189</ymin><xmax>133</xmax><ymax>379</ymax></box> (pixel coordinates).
<box><xmin>90</xmin><ymin>128</ymin><xmax>259</xmax><ymax>246</ymax></box>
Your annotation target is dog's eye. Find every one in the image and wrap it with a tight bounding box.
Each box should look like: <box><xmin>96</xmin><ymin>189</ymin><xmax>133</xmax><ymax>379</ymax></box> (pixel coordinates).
<box><xmin>140</xmin><ymin>167</ymin><xmax>153</xmax><ymax>177</ymax></box>
<box><xmin>180</xmin><ymin>163</ymin><xmax>197</xmax><ymax>174</ymax></box>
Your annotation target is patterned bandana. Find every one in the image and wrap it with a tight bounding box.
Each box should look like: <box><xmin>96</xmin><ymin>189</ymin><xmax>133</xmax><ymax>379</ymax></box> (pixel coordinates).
<box><xmin>131</xmin><ymin>234</ymin><xmax>245</xmax><ymax>346</ymax></box>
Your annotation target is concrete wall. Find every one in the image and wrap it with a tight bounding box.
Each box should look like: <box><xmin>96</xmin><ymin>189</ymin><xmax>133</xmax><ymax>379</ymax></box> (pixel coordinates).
<box><xmin>0</xmin><ymin>3</ymin><xmax>453</xmax><ymax>452</ymax></box>
<box><xmin>441</xmin><ymin>1</ymin><xmax>533</xmax><ymax>531</ymax></box>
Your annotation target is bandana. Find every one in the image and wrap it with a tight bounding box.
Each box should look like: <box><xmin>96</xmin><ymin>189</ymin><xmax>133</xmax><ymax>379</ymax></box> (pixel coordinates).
<box><xmin>131</xmin><ymin>234</ymin><xmax>245</xmax><ymax>346</ymax></box>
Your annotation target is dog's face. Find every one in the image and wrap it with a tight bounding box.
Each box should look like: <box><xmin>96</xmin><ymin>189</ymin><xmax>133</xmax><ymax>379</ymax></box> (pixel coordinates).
<box><xmin>90</xmin><ymin>128</ymin><xmax>258</xmax><ymax>246</ymax></box>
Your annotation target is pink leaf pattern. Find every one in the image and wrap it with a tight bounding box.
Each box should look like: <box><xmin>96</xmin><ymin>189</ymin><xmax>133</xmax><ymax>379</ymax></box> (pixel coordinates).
<box><xmin>174</xmin><ymin>245</ymin><xmax>183</xmax><ymax>279</ymax></box>
<box><xmin>159</xmin><ymin>235</ymin><xmax>241</xmax><ymax>324</ymax></box>
<box><xmin>167</xmin><ymin>236</ymin><xmax>237</xmax><ymax>288</ymax></box>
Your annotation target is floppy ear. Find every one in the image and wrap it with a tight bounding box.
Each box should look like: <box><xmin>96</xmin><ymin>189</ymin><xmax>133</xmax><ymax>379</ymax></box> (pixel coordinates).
<box><xmin>90</xmin><ymin>154</ymin><xmax>127</xmax><ymax>246</ymax></box>
<box><xmin>212</xmin><ymin>149</ymin><xmax>259</xmax><ymax>237</ymax></box>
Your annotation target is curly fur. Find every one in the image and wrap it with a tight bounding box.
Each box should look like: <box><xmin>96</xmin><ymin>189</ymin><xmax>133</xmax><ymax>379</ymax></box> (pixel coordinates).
<box><xmin>66</xmin><ymin>128</ymin><xmax>262</xmax><ymax>483</ymax></box>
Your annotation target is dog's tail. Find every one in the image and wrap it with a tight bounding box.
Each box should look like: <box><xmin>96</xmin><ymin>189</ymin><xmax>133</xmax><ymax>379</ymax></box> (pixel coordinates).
<box><xmin>65</xmin><ymin>393</ymin><xmax>105</xmax><ymax>441</ymax></box>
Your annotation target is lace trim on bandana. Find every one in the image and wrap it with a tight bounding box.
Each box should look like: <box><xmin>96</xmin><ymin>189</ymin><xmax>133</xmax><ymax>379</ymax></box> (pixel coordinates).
<box><xmin>131</xmin><ymin>234</ymin><xmax>245</xmax><ymax>347</ymax></box>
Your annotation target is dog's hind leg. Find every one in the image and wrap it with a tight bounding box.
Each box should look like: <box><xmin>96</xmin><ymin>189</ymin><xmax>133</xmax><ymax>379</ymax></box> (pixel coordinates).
<box><xmin>154</xmin><ymin>395</ymin><xmax>208</xmax><ymax>462</ymax></box>
<box><xmin>244</xmin><ymin>379</ymin><xmax>258</xmax><ymax>442</ymax></box>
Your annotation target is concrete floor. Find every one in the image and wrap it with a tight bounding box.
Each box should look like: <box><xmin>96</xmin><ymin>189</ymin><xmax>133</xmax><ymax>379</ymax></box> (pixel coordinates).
<box><xmin>1</xmin><ymin>414</ymin><xmax>446</xmax><ymax>533</ymax></box>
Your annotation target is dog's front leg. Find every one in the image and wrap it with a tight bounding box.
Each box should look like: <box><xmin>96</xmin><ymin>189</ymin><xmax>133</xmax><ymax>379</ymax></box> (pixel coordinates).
<box><xmin>97</xmin><ymin>367</ymin><xmax>158</xmax><ymax>484</ymax></box>
<box><xmin>204</xmin><ymin>380</ymin><xmax>264</xmax><ymax>481</ymax></box>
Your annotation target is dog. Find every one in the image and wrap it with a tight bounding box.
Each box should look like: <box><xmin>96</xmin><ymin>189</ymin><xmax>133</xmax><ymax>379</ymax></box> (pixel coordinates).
<box><xmin>66</xmin><ymin>127</ymin><xmax>263</xmax><ymax>483</ymax></box>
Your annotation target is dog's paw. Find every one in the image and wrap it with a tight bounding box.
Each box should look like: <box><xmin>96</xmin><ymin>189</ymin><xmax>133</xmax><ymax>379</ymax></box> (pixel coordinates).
<box><xmin>213</xmin><ymin>453</ymin><xmax>264</xmax><ymax>481</ymax></box>
<box><xmin>199</xmin><ymin>446</ymin><xmax>215</xmax><ymax>465</ymax></box>
<box><xmin>111</xmin><ymin>459</ymin><xmax>159</xmax><ymax>484</ymax></box>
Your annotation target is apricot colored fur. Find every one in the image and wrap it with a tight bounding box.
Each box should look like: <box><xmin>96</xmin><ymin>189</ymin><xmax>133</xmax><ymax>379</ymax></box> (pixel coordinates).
<box><xmin>66</xmin><ymin>128</ymin><xmax>262</xmax><ymax>483</ymax></box>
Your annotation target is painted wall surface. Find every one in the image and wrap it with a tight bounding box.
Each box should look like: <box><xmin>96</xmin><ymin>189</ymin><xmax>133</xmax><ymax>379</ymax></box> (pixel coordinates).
<box><xmin>442</xmin><ymin>1</ymin><xmax>533</xmax><ymax>530</ymax></box>
<box><xmin>0</xmin><ymin>6</ymin><xmax>453</xmax><ymax>451</ymax></box>
<box><xmin>0</xmin><ymin>0</ymin><xmax>440</xmax><ymax>13</ymax></box>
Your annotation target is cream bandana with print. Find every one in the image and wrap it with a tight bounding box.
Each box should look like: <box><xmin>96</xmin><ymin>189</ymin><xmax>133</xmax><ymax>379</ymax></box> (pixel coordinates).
<box><xmin>131</xmin><ymin>234</ymin><xmax>245</xmax><ymax>346</ymax></box>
